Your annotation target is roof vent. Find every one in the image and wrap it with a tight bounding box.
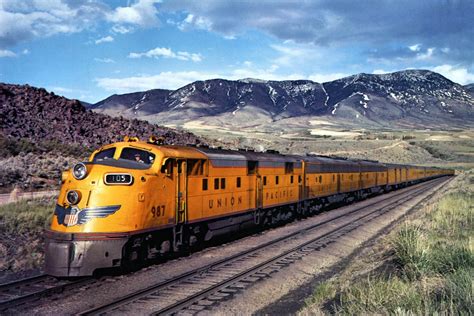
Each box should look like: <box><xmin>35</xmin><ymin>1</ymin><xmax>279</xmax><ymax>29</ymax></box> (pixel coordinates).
<box><xmin>124</xmin><ymin>136</ymin><xmax>139</xmax><ymax>142</ymax></box>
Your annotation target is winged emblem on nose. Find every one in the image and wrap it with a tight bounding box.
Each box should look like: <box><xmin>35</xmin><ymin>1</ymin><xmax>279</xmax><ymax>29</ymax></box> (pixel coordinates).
<box><xmin>54</xmin><ymin>204</ymin><xmax>121</xmax><ymax>227</ymax></box>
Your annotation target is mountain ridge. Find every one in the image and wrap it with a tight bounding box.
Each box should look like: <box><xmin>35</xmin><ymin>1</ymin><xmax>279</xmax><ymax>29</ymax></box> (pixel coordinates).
<box><xmin>90</xmin><ymin>70</ymin><xmax>474</xmax><ymax>130</ymax></box>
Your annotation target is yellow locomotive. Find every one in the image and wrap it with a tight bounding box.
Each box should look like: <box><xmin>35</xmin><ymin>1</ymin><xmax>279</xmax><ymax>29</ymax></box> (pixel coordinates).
<box><xmin>44</xmin><ymin>137</ymin><xmax>454</xmax><ymax>276</ymax></box>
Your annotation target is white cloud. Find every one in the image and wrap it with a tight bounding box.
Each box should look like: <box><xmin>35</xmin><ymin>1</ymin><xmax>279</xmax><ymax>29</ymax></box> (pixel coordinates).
<box><xmin>231</xmin><ymin>66</ymin><xmax>302</xmax><ymax>81</ymax></box>
<box><xmin>0</xmin><ymin>49</ymin><xmax>16</xmax><ymax>57</ymax></box>
<box><xmin>0</xmin><ymin>1</ymin><xmax>106</xmax><ymax>48</ymax></box>
<box><xmin>128</xmin><ymin>47</ymin><xmax>202</xmax><ymax>62</ymax></box>
<box><xmin>416</xmin><ymin>47</ymin><xmax>435</xmax><ymax>60</ymax></box>
<box><xmin>270</xmin><ymin>43</ymin><xmax>320</xmax><ymax>67</ymax></box>
<box><xmin>111</xmin><ymin>24</ymin><xmax>133</xmax><ymax>34</ymax></box>
<box><xmin>372</xmin><ymin>69</ymin><xmax>390</xmax><ymax>74</ymax></box>
<box><xmin>94</xmin><ymin>57</ymin><xmax>115</xmax><ymax>63</ymax></box>
<box><xmin>96</xmin><ymin>71</ymin><xmax>220</xmax><ymax>92</ymax></box>
<box><xmin>178</xmin><ymin>13</ymin><xmax>212</xmax><ymax>31</ymax></box>
<box><xmin>409</xmin><ymin>44</ymin><xmax>421</xmax><ymax>52</ymax></box>
<box><xmin>106</xmin><ymin>0</ymin><xmax>160</xmax><ymax>27</ymax></box>
<box><xmin>430</xmin><ymin>65</ymin><xmax>474</xmax><ymax>85</ymax></box>
<box><xmin>308</xmin><ymin>72</ymin><xmax>350</xmax><ymax>83</ymax></box>
<box><xmin>95</xmin><ymin>36</ymin><xmax>114</xmax><ymax>44</ymax></box>
<box><xmin>22</xmin><ymin>48</ymin><xmax>29</xmax><ymax>54</ymax></box>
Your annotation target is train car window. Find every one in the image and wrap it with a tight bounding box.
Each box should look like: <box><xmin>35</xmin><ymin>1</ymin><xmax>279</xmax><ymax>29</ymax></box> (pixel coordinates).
<box><xmin>298</xmin><ymin>175</ymin><xmax>302</xmax><ymax>183</ymax></box>
<box><xmin>214</xmin><ymin>178</ymin><xmax>219</xmax><ymax>190</ymax></box>
<box><xmin>160</xmin><ymin>159</ymin><xmax>174</xmax><ymax>174</ymax></box>
<box><xmin>342</xmin><ymin>174</ymin><xmax>344</xmax><ymax>180</ymax></box>
<box><xmin>263</xmin><ymin>176</ymin><xmax>267</xmax><ymax>186</ymax></box>
<box><xmin>236</xmin><ymin>177</ymin><xmax>241</xmax><ymax>188</ymax></box>
<box><xmin>248</xmin><ymin>161</ymin><xmax>258</xmax><ymax>175</ymax></box>
<box><xmin>319</xmin><ymin>175</ymin><xmax>322</xmax><ymax>183</ymax></box>
<box><xmin>93</xmin><ymin>148</ymin><xmax>116</xmax><ymax>161</ymax></box>
<box><xmin>290</xmin><ymin>175</ymin><xmax>294</xmax><ymax>184</ymax></box>
<box><xmin>187</xmin><ymin>159</ymin><xmax>205</xmax><ymax>176</ymax></box>
<box><xmin>276</xmin><ymin>176</ymin><xmax>279</xmax><ymax>185</ymax></box>
<box><xmin>202</xmin><ymin>179</ymin><xmax>208</xmax><ymax>191</ymax></box>
<box><xmin>120</xmin><ymin>148</ymin><xmax>155</xmax><ymax>166</ymax></box>
<box><xmin>221</xmin><ymin>178</ymin><xmax>226</xmax><ymax>189</ymax></box>
<box><xmin>285</xmin><ymin>162</ymin><xmax>294</xmax><ymax>174</ymax></box>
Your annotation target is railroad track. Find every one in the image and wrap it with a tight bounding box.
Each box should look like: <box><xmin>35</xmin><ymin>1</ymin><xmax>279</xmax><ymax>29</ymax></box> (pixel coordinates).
<box><xmin>0</xmin><ymin>273</ymin><xmax>94</xmax><ymax>311</ymax></box>
<box><xmin>81</xmin><ymin>177</ymin><xmax>450</xmax><ymax>315</ymax></box>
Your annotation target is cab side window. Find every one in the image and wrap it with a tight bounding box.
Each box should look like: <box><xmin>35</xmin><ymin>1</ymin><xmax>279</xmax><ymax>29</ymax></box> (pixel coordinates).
<box><xmin>160</xmin><ymin>159</ymin><xmax>174</xmax><ymax>174</ymax></box>
<box><xmin>187</xmin><ymin>159</ymin><xmax>206</xmax><ymax>176</ymax></box>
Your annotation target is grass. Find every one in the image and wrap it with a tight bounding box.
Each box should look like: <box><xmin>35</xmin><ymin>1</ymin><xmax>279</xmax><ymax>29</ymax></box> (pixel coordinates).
<box><xmin>0</xmin><ymin>198</ymin><xmax>55</xmax><ymax>272</ymax></box>
<box><xmin>304</xmin><ymin>171</ymin><xmax>473</xmax><ymax>315</ymax></box>
<box><xmin>0</xmin><ymin>198</ymin><xmax>54</xmax><ymax>234</ymax></box>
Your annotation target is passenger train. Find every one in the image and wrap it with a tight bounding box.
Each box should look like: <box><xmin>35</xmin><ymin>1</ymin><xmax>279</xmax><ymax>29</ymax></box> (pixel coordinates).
<box><xmin>45</xmin><ymin>136</ymin><xmax>454</xmax><ymax>276</ymax></box>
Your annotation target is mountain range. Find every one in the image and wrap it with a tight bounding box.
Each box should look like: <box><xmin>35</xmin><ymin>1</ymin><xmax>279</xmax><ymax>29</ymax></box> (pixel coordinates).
<box><xmin>90</xmin><ymin>70</ymin><xmax>474</xmax><ymax>132</ymax></box>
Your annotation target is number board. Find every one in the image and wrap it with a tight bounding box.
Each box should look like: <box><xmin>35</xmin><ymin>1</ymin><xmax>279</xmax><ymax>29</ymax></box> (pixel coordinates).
<box><xmin>104</xmin><ymin>173</ymin><xmax>133</xmax><ymax>185</ymax></box>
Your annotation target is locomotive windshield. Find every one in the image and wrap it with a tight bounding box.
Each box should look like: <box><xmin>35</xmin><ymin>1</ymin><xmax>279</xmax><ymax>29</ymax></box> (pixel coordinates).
<box><xmin>92</xmin><ymin>147</ymin><xmax>155</xmax><ymax>169</ymax></box>
<box><xmin>93</xmin><ymin>148</ymin><xmax>116</xmax><ymax>161</ymax></box>
<box><xmin>120</xmin><ymin>148</ymin><xmax>155</xmax><ymax>166</ymax></box>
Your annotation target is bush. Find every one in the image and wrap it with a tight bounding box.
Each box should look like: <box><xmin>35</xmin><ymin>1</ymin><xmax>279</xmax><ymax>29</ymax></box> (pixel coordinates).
<box><xmin>0</xmin><ymin>198</ymin><xmax>54</xmax><ymax>234</ymax></box>
<box><xmin>392</xmin><ymin>225</ymin><xmax>430</xmax><ymax>280</ymax></box>
<box><xmin>337</xmin><ymin>276</ymin><xmax>424</xmax><ymax>314</ymax></box>
<box><xmin>0</xmin><ymin>198</ymin><xmax>55</xmax><ymax>271</ymax></box>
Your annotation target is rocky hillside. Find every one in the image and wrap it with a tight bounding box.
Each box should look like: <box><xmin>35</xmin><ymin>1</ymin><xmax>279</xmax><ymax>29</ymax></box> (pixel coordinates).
<box><xmin>0</xmin><ymin>83</ymin><xmax>201</xmax><ymax>148</ymax></box>
<box><xmin>0</xmin><ymin>83</ymin><xmax>203</xmax><ymax>190</ymax></box>
<box><xmin>465</xmin><ymin>83</ymin><xmax>474</xmax><ymax>95</ymax></box>
<box><xmin>91</xmin><ymin>70</ymin><xmax>474</xmax><ymax>130</ymax></box>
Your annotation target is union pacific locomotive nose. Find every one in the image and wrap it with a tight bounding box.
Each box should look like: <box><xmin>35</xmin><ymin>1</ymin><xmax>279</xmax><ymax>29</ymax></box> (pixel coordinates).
<box><xmin>44</xmin><ymin>230</ymin><xmax>127</xmax><ymax>277</ymax></box>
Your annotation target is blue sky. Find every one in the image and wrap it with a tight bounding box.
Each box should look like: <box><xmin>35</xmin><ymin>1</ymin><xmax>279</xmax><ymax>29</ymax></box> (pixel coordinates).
<box><xmin>0</xmin><ymin>0</ymin><xmax>473</xmax><ymax>103</ymax></box>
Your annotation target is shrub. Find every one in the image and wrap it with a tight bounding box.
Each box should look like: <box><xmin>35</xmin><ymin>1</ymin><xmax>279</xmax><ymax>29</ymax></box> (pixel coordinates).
<box><xmin>337</xmin><ymin>276</ymin><xmax>424</xmax><ymax>314</ymax></box>
<box><xmin>391</xmin><ymin>225</ymin><xmax>431</xmax><ymax>280</ymax></box>
<box><xmin>0</xmin><ymin>198</ymin><xmax>54</xmax><ymax>234</ymax></box>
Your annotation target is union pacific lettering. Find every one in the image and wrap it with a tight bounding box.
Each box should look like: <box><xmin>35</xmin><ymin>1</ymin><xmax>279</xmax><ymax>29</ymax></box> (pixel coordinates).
<box><xmin>209</xmin><ymin>196</ymin><xmax>243</xmax><ymax>209</ymax></box>
<box><xmin>265</xmin><ymin>189</ymin><xmax>294</xmax><ymax>200</ymax></box>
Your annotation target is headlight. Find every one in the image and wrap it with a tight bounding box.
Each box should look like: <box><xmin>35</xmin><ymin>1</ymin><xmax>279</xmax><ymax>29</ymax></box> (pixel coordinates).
<box><xmin>72</xmin><ymin>163</ymin><xmax>88</xmax><ymax>180</ymax></box>
<box><xmin>66</xmin><ymin>190</ymin><xmax>81</xmax><ymax>205</ymax></box>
